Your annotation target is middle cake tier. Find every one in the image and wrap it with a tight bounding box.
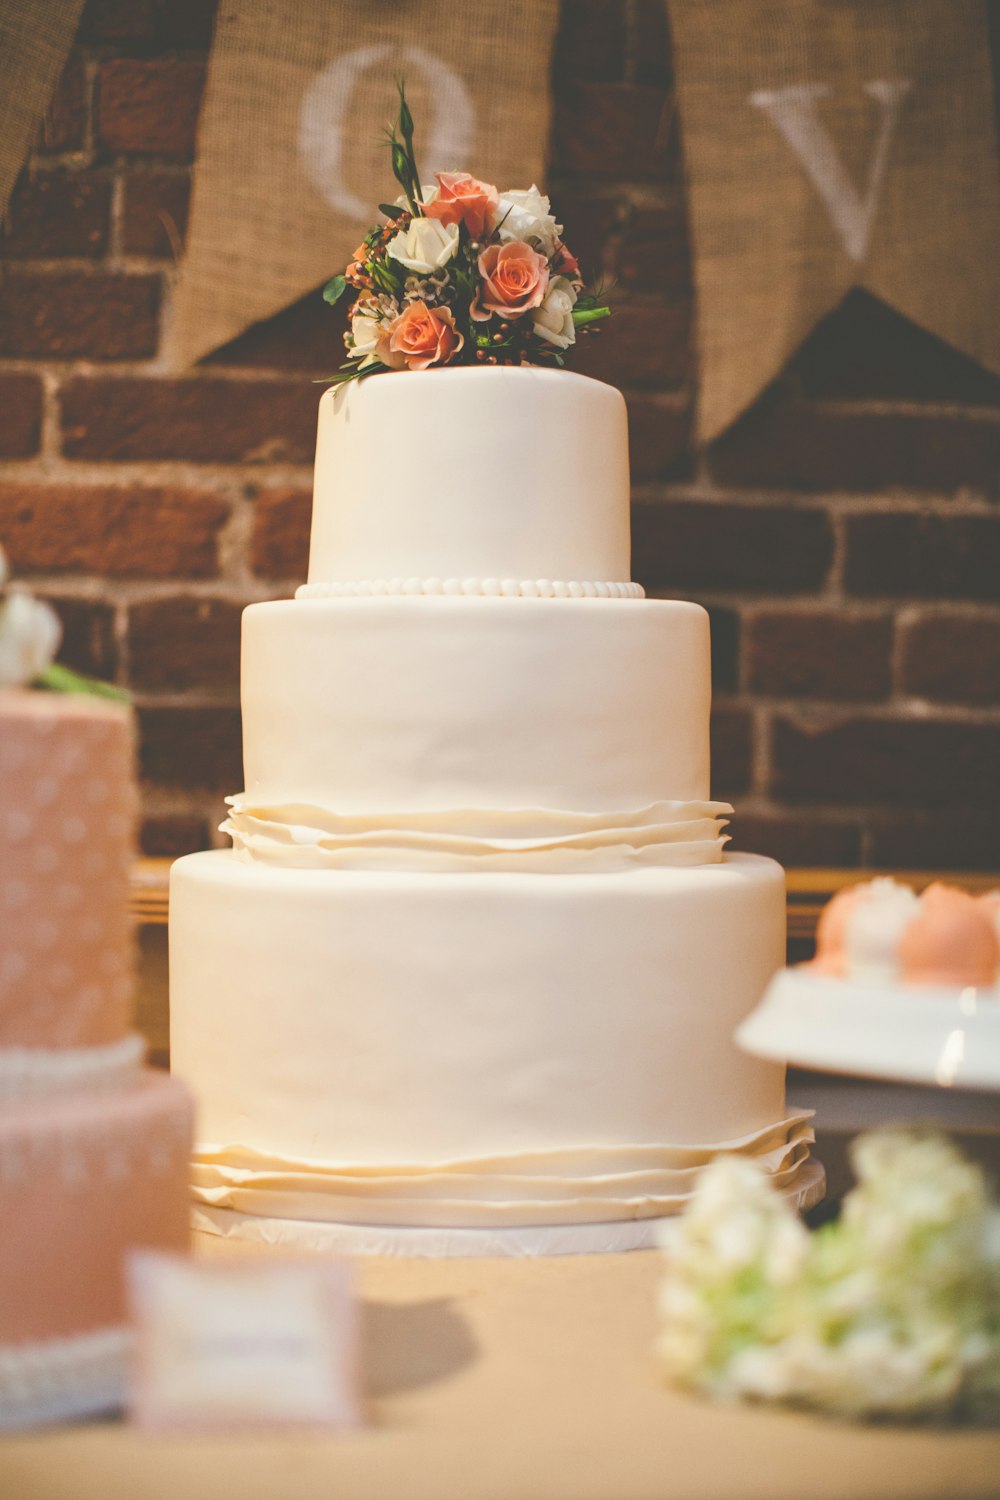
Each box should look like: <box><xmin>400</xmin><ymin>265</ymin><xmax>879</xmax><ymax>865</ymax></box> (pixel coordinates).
<box><xmin>238</xmin><ymin>596</ymin><xmax>714</xmax><ymax>826</ymax></box>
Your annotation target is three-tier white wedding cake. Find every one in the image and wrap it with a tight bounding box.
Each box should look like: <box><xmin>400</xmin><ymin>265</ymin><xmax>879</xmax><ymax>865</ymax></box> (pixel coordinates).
<box><xmin>169</xmin><ymin>367</ymin><xmax>820</xmax><ymax>1253</ymax></box>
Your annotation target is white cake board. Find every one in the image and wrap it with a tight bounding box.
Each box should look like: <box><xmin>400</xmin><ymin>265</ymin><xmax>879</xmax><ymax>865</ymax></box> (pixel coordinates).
<box><xmin>192</xmin><ymin>1160</ymin><xmax>826</xmax><ymax>1258</ymax></box>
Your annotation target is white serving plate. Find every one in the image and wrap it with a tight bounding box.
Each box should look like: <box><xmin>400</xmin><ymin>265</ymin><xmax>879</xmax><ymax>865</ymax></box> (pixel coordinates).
<box><xmin>738</xmin><ymin>967</ymin><xmax>1000</xmax><ymax>1092</ymax></box>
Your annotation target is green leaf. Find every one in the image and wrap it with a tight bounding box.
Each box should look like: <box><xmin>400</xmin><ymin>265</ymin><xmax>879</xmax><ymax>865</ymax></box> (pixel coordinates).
<box><xmin>36</xmin><ymin>662</ymin><xmax>129</xmax><ymax>702</ymax></box>
<box><xmin>397</xmin><ymin>82</ymin><xmax>415</xmax><ymax>146</ymax></box>
<box><xmin>571</xmin><ymin>305</ymin><xmax>611</xmax><ymax>327</ymax></box>
<box><xmin>378</xmin><ymin>203</ymin><xmax>402</xmax><ymax>219</ymax></box>
<box><xmin>322</xmin><ymin>274</ymin><xmax>347</xmax><ymax>306</ymax></box>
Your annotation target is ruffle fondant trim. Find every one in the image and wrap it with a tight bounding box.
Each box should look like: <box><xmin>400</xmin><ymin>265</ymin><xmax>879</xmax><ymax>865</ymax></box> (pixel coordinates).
<box><xmin>0</xmin><ymin>1325</ymin><xmax>128</xmax><ymax>1430</ymax></box>
<box><xmin>190</xmin><ymin>1112</ymin><xmax>816</xmax><ymax>1229</ymax></box>
<box><xmin>0</xmin><ymin>1033</ymin><xmax>144</xmax><ymax>1101</ymax></box>
<box><xmin>221</xmin><ymin>799</ymin><xmax>733</xmax><ymax>872</ymax></box>
<box><xmin>296</xmin><ymin>578</ymin><xmax>645</xmax><ymax>600</ymax></box>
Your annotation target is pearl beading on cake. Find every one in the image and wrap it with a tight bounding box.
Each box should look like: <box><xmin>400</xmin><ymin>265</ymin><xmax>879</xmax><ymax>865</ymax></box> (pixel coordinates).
<box><xmin>0</xmin><ymin>1033</ymin><xmax>144</xmax><ymax>1101</ymax></box>
<box><xmin>0</xmin><ymin>1325</ymin><xmax>129</xmax><ymax>1430</ymax></box>
<box><xmin>296</xmin><ymin>578</ymin><xmax>645</xmax><ymax>600</ymax></box>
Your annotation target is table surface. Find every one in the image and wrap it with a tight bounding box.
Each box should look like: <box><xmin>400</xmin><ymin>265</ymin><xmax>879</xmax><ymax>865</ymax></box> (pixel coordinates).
<box><xmin>2</xmin><ymin>1237</ymin><xmax>998</xmax><ymax>1500</ymax></box>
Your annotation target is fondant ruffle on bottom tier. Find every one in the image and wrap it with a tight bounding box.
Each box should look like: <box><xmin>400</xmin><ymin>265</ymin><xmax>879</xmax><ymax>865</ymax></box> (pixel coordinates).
<box><xmin>191</xmin><ymin>1111</ymin><xmax>815</xmax><ymax>1229</ymax></box>
<box><xmin>221</xmin><ymin>798</ymin><xmax>733</xmax><ymax>872</ymax></box>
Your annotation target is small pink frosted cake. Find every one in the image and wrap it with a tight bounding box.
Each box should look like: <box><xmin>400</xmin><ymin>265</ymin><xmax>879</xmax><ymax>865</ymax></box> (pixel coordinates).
<box><xmin>0</xmin><ymin>688</ymin><xmax>192</xmax><ymax>1429</ymax></box>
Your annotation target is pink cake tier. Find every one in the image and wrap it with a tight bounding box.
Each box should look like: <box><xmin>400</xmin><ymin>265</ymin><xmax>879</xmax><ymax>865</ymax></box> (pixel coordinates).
<box><xmin>0</xmin><ymin>689</ymin><xmax>135</xmax><ymax>1050</ymax></box>
<box><xmin>0</xmin><ymin>687</ymin><xmax>194</xmax><ymax>1428</ymax></box>
<box><xmin>0</xmin><ymin>1071</ymin><xmax>192</xmax><ymax>1340</ymax></box>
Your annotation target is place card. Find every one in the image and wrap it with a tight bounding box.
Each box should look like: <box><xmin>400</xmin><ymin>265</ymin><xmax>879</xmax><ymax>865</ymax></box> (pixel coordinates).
<box><xmin>126</xmin><ymin>1250</ymin><xmax>361</xmax><ymax>1431</ymax></box>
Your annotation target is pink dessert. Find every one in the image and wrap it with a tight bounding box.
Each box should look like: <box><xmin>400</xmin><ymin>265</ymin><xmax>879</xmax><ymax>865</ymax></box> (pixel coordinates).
<box><xmin>0</xmin><ymin>688</ymin><xmax>193</xmax><ymax>1429</ymax></box>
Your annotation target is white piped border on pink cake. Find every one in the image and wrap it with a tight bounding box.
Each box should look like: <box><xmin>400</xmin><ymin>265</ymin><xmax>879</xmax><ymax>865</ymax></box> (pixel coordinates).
<box><xmin>0</xmin><ymin>1032</ymin><xmax>143</xmax><ymax>1101</ymax></box>
<box><xmin>296</xmin><ymin>578</ymin><xmax>644</xmax><ymax>600</ymax></box>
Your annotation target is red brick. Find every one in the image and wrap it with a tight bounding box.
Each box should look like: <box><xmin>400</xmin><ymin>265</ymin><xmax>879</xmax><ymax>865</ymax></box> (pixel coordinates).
<box><xmin>79</xmin><ymin>0</ymin><xmax>156</xmax><ymax>42</ymax></box>
<box><xmin>97</xmin><ymin>60</ymin><xmax>206</xmax><ymax>159</ymax></box>
<box><xmin>552</xmin><ymin>0</ymin><xmax>628</xmax><ymax>82</ymax></box>
<box><xmin>140</xmin><ymin>813</ymin><xmax>212</xmax><ymax>858</ymax></box>
<box><xmin>0</xmin><ymin>273</ymin><xmax>159</xmax><ymax>360</ymax></box>
<box><xmin>120</xmin><ymin>172</ymin><xmax>190</xmax><ymax>257</ymax></box>
<box><xmin>547</xmin><ymin>190</ymin><xmax>619</xmax><ymax>286</ymax></box>
<box><xmin>139</xmin><ymin>705</ymin><xmax>242</xmax><ymax>791</ymax></box>
<box><xmin>152</xmin><ymin>0</ymin><xmax>218</xmax><ymax>50</ymax></box>
<box><xmin>745</xmin><ymin>609</ymin><xmax>892</xmax><ymax>701</ymax></box>
<box><xmin>1</xmin><ymin>172</ymin><xmax>110</xmax><ymax>258</ymax></box>
<box><xmin>631</xmin><ymin>0</ymin><xmax>674</xmax><ymax>87</ymax></box>
<box><xmin>626</xmin><ymin>397</ymin><xmax>692</xmax><ymax>480</ymax></box>
<box><xmin>40</xmin><ymin>595</ymin><xmax>119</xmax><ymax>679</ymax></box>
<box><xmin>0</xmin><ymin>484</ymin><xmax>228</xmax><ymax>578</ymax></box>
<box><xmin>39</xmin><ymin>57</ymin><xmax>87</xmax><ymax>152</ymax></box>
<box><xmin>251</xmin><ymin>487</ymin><xmax>311</xmax><ymax>579</ymax></box>
<box><xmin>0</xmin><ymin>374</ymin><xmax>43</xmax><ymax>457</ymax></box>
<box><xmin>572</xmin><ymin>302</ymin><xmax>690</xmax><ymax>390</ymax></box>
<box><xmin>711</xmin><ymin>703</ymin><xmax>752</xmax><ymax>796</ymax></box>
<box><xmin>794</xmin><ymin>290</ymin><xmax>1000</xmax><ymax>406</ymax></box>
<box><xmin>898</xmin><ymin>613</ymin><xmax>1000</xmax><ymax>706</ymax></box>
<box><xmin>710</xmin><ymin>396</ymin><xmax>1000</xmax><ymax>496</ymax></box>
<box><xmin>771</xmin><ymin>714</ymin><xmax>1000</xmax><ymax>806</ymax></box>
<box><xmin>843</xmin><ymin>513</ymin><xmax>1000</xmax><ymax>602</ymax></box>
<box><xmin>60</xmin><ymin>377</ymin><xmax>317</xmax><ymax>463</ymax></box>
<box><xmin>205</xmin><ymin>291</ymin><xmax>345</xmax><ymax>373</ymax></box>
<box><xmin>632</xmin><ymin>501</ymin><xmax>833</xmax><ymax>593</ymax></box>
<box><xmin>128</xmin><ymin>596</ymin><xmax>243</xmax><ymax>692</ymax></box>
<box><xmin>613</xmin><ymin>203</ymin><xmax>690</xmax><ymax>303</ymax></box>
<box><xmin>706</xmin><ymin>604</ymin><xmax>739</xmax><ymax>692</ymax></box>
<box><xmin>869</xmin><ymin>811</ymin><xmax>1000</xmax><ymax>872</ymax></box>
<box><xmin>728</xmin><ymin>813</ymin><xmax>863</xmax><ymax>868</ymax></box>
<box><xmin>553</xmin><ymin>84</ymin><xmax>673</xmax><ymax>180</ymax></box>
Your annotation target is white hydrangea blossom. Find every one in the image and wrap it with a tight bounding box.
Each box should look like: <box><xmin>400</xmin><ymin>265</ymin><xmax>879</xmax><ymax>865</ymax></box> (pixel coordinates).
<box><xmin>656</xmin><ymin>1129</ymin><xmax>1000</xmax><ymax>1420</ymax></box>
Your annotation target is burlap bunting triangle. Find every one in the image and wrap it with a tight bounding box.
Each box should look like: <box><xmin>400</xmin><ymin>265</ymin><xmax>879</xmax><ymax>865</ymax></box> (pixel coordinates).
<box><xmin>167</xmin><ymin>0</ymin><xmax>561</xmax><ymax>370</ymax></box>
<box><xmin>666</xmin><ymin>0</ymin><xmax>1000</xmax><ymax>440</ymax></box>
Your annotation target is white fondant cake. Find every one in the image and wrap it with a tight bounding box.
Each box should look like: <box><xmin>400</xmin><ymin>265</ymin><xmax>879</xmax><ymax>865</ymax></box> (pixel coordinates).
<box><xmin>169</xmin><ymin>368</ymin><xmax>818</xmax><ymax>1245</ymax></box>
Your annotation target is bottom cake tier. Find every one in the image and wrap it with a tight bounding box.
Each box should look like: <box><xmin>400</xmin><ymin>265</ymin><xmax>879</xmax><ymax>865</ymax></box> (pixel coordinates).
<box><xmin>0</xmin><ymin>1068</ymin><xmax>192</xmax><ymax>1426</ymax></box>
<box><xmin>169</xmin><ymin>850</ymin><xmax>816</xmax><ymax>1230</ymax></box>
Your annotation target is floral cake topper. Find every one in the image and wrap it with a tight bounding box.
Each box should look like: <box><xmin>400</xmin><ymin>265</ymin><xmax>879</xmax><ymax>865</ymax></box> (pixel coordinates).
<box><xmin>322</xmin><ymin>86</ymin><xmax>611</xmax><ymax>383</ymax></box>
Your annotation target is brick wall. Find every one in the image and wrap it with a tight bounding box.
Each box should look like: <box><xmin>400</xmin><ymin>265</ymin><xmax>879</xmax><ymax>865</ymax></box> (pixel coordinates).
<box><xmin>1</xmin><ymin>0</ymin><xmax>998</xmax><ymax>870</ymax></box>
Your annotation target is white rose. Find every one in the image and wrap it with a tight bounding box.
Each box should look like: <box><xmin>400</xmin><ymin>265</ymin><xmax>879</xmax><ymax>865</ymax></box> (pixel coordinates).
<box><xmin>349</xmin><ymin>308</ymin><xmax>381</xmax><ymax>361</ymax></box>
<box><xmin>532</xmin><ymin>276</ymin><xmax>577</xmax><ymax>349</ymax></box>
<box><xmin>393</xmin><ymin>183</ymin><xmax>438</xmax><ymax>211</ymax></box>
<box><xmin>491</xmin><ymin>186</ymin><xmax>562</xmax><ymax>256</ymax></box>
<box><xmin>387</xmin><ymin>216</ymin><xmax>459</xmax><ymax>273</ymax></box>
<box><xmin>0</xmin><ymin>589</ymin><xmax>62</xmax><ymax>687</ymax></box>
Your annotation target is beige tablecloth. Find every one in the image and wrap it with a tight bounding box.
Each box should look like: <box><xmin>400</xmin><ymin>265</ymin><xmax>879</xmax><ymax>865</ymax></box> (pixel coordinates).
<box><xmin>2</xmin><ymin>1237</ymin><xmax>998</xmax><ymax>1500</ymax></box>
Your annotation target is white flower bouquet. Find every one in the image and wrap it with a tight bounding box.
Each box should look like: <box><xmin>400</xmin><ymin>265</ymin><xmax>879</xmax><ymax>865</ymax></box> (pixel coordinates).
<box><xmin>657</xmin><ymin>1128</ymin><xmax>1000</xmax><ymax>1421</ymax></box>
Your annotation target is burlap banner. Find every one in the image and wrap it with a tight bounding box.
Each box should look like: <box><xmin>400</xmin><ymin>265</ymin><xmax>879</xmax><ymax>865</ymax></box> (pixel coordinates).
<box><xmin>167</xmin><ymin>0</ymin><xmax>561</xmax><ymax>369</ymax></box>
<box><xmin>666</xmin><ymin>0</ymin><xmax>1000</xmax><ymax>441</ymax></box>
<box><xmin>0</xmin><ymin>0</ymin><xmax>85</xmax><ymax>219</ymax></box>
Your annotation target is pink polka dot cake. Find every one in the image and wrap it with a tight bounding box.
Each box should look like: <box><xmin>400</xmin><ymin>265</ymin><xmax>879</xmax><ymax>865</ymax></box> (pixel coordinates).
<box><xmin>0</xmin><ymin>688</ymin><xmax>193</xmax><ymax>1429</ymax></box>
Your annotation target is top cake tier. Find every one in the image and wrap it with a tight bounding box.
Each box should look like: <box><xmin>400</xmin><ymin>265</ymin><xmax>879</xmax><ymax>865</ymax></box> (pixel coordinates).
<box><xmin>305</xmin><ymin>367</ymin><xmax>631</xmax><ymax>587</ymax></box>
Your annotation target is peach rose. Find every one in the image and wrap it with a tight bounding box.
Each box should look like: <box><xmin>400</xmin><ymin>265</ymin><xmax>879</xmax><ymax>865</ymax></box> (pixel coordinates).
<box><xmin>388</xmin><ymin>300</ymin><xmax>464</xmax><ymax>370</ymax></box>
<box><xmin>424</xmin><ymin>172</ymin><xmax>499</xmax><ymax>239</ymax></box>
<box><xmin>474</xmin><ymin>241</ymin><xmax>549</xmax><ymax>319</ymax></box>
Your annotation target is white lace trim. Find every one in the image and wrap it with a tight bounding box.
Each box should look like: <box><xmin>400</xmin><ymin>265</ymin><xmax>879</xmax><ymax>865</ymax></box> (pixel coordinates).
<box><xmin>0</xmin><ymin>1033</ymin><xmax>144</xmax><ymax>1101</ymax></box>
<box><xmin>0</xmin><ymin>1324</ymin><xmax>128</xmax><ymax>1430</ymax></box>
<box><xmin>296</xmin><ymin>577</ymin><xmax>644</xmax><ymax>600</ymax></box>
